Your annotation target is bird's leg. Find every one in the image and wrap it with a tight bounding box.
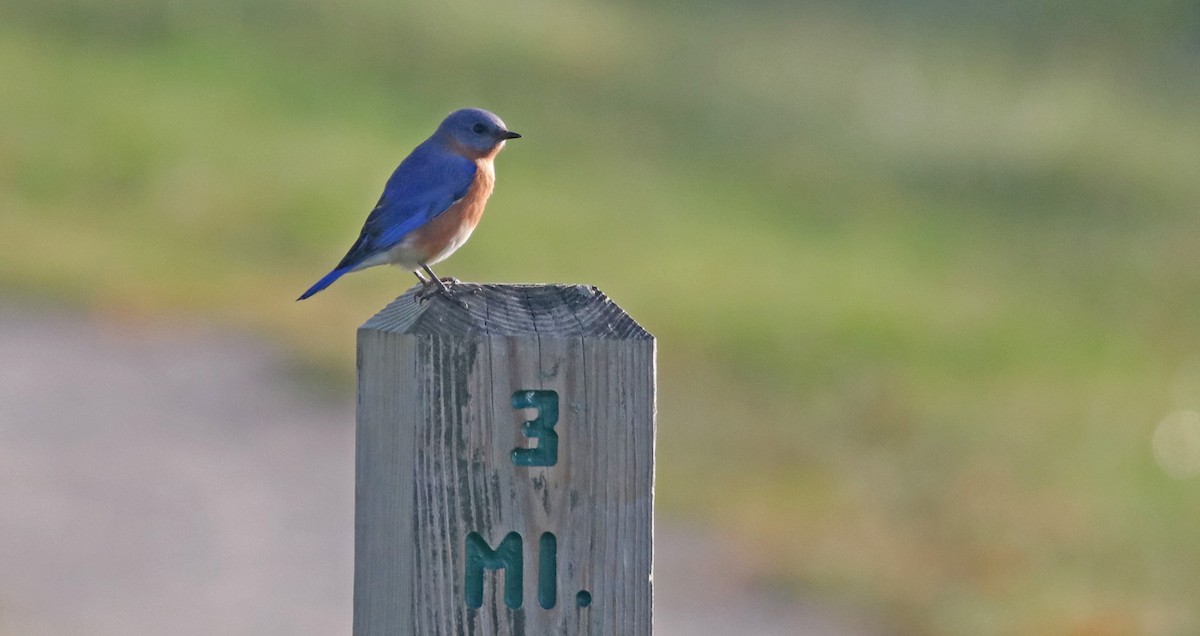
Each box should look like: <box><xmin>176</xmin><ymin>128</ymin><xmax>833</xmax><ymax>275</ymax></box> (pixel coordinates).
<box><xmin>422</xmin><ymin>264</ymin><xmax>452</xmax><ymax>293</ymax></box>
<box><xmin>412</xmin><ymin>270</ymin><xmax>445</xmax><ymax>302</ymax></box>
<box><xmin>417</xmin><ymin>264</ymin><xmax>468</xmax><ymax>309</ymax></box>
<box><xmin>422</xmin><ymin>265</ymin><xmax>466</xmax><ymax>289</ymax></box>
<box><xmin>422</xmin><ymin>265</ymin><xmax>478</xmax><ymax>294</ymax></box>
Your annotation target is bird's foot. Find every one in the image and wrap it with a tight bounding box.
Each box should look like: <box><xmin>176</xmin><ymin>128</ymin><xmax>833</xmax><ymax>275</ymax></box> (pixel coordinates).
<box><xmin>416</xmin><ymin>279</ymin><xmax>469</xmax><ymax>309</ymax></box>
<box><xmin>445</xmin><ymin>278</ymin><xmax>483</xmax><ymax>297</ymax></box>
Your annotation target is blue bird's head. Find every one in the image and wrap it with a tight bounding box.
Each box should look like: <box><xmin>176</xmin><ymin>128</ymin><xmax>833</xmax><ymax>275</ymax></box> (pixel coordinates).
<box><xmin>434</xmin><ymin>108</ymin><xmax>521</xmax><ymax>159</ymax></box>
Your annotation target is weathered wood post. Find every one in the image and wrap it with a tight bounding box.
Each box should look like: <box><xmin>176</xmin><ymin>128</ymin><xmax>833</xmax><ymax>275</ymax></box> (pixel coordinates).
<box><xmin>354</xmin><ymin>284</ymin><xmax>655</xmax><ymax>635</ymax></box>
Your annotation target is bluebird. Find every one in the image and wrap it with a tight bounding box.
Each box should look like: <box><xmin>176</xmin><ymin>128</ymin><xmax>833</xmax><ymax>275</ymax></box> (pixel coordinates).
<box><xmin>298</xmin><ymin>108</ymin><xmax>520</xmax><ymax>302</ymax></box>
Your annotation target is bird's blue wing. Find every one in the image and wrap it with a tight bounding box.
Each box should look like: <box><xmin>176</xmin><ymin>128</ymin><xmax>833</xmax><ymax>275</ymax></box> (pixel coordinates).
<box><xmin>296</xmin><ymin>143</ymin><xmax>476</xmax><ymax>300</ymax></box>
<box><xmin>335</xmin><ymin>144</ymin><xmax>477</xmax><ymax>270</ymax></box>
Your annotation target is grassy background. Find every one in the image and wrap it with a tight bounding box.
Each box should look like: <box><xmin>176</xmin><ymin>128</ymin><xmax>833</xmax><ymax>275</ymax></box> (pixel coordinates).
<box><xmin>3</xmin><ymin>0</ymin><xmax>1200</xmax><ymax>633</ymax></box>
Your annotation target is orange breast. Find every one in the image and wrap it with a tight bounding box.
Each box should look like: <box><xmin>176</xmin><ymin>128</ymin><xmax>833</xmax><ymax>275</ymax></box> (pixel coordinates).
<box><xmin>406</xmin><ymin>160</ymin><xmax>495</xmax><ymax>265</ymax></box>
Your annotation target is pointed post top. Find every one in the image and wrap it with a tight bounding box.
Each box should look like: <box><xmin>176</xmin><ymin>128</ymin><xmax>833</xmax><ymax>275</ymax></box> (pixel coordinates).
<box><xmin>359</xmin><ymin>283</ymin><xmax>653</xmax><ymax>340</ymax></box>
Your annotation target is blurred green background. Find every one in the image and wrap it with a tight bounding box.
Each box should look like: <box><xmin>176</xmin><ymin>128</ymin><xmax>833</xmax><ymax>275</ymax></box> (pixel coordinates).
<box><xmin>3</xmin><ymin>0</ymin><xmax>1200</xmax><ymax>633</ymax></box>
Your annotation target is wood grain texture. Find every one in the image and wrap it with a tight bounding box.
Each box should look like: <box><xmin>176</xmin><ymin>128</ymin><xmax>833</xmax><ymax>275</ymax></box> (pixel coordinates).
<box><xmin>354</xmin><ymin>284</ymin><xmax>655</xmax><ymax>636</ymax></box>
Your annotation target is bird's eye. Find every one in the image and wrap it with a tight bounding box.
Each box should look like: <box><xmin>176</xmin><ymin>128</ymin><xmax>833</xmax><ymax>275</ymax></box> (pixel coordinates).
<box><xmin>471</xmin><ymin>123</ymin><xmax>487</xmax><ymax>134</ymax></box>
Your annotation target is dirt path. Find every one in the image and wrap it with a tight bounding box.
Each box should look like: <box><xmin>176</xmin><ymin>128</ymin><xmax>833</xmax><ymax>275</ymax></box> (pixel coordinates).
<box><xmin>0</xmin><ymin>307</ymin><xmax>877</xmax><ymax>635</ymax></box>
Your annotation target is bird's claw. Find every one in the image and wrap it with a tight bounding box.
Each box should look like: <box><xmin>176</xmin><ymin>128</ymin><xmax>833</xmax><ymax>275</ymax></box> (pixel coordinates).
<box><xmin>415</xmin><ymin>280</ymin><xmax>469</xmax><ymax>310</ymax></box>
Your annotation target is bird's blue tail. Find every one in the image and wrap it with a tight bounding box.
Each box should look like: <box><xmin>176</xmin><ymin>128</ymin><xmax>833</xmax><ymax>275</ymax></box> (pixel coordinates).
<box><xmin>297</xmin><ymin>267</ymin><xmax>350</xmax><ymax>301</ymax></box>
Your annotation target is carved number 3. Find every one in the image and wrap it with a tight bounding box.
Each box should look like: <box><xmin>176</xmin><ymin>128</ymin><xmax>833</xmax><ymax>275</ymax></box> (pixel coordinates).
<box><xmin>510</xmin><ymin>390</ymin><xmax>558</xmax><ymax>467</ymax></box>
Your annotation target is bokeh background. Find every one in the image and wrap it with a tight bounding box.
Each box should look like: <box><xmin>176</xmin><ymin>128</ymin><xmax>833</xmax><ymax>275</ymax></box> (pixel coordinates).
<box><xmin>3</xmin><ymin>0</ymin><xmax>1200</xmax><ymax>634</ymax></box>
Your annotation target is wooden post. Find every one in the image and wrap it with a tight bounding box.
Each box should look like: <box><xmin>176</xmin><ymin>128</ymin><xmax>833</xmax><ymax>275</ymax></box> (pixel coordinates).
<box><xmin>354</xmin><ymin>284</ymin><xmax>655</xmax><ymax>635</ymax></box>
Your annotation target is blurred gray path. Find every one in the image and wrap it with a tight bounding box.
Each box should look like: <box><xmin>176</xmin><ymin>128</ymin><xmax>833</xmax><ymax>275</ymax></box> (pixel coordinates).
<box><xmin>0</xmin><ymin>306</ymin><xmax>874</xmax><ymax>636</ymax></box>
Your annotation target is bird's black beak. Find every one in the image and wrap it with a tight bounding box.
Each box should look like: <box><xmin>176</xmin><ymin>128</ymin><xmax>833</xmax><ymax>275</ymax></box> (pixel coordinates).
<box><xmin>501</xmin><ymin>130</ymin><xmax>522</xmax><ymax>140</ymax></box>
